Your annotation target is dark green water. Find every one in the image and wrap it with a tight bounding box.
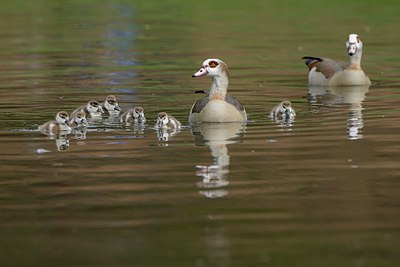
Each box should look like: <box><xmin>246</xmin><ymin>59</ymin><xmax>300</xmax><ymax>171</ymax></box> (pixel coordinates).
<box><xmin>0</xmin><ymin>1</ymin><xmax>399</xmax><ymax>266</ymax></box>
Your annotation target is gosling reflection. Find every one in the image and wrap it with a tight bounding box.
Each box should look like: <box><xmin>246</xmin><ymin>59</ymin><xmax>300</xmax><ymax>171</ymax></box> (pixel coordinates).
<box><xmin>307</xmin><ymin>85</ymin><xmax>369</xmax><ymax>140</ymax></box>
<box><xmin>156</xmin><ymin>127</ymin><xmax>180</xmax><ymax>142</ymax></box>
<box><xmin>192</xmin><ymin>123</ymin><xmax>245</xmax><ymax>198</ymax></box>
<box><xmin>72</xmin><ymin>128</ymin><xmax>87</xmax><ymax>140</ymax></box>
<box><xmin>39</xmin><ymin>132</ymin><xmax>71</xmax><ymax>151</ymax></box>
<box><xmin>130</xmin><ymin>123</ymin><xmax>146</xmax><ymax>135</ymax></box>
<box><xmin>39</xmin><ymin>127</ymin><xmax>89</xmax><ymax>150</ymax></box>
<box><xmin>55</xmin><ymin>134</ymin><xmax>70</xmax><ymax>151</ymax></box>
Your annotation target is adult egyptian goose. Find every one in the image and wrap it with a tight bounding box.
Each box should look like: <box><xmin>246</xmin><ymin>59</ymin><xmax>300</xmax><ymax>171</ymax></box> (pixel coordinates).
<box><xmin>303</xmin><ymin>34</ymin><xmax>371</xmax><ymax>86</ymax></box>
<box><xmin>189</xmin><ymin>58</ymin><xmax>247</xmax><ymax>123</ymax></box>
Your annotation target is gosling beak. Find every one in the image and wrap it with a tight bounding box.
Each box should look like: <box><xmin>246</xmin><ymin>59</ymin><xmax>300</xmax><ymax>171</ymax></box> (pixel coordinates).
<box><xmin>192</xmin><ymin>67</ymin><xmax>208</xmax><ymax>78</ymax></box>
<box><xmin>115</xmin><ymin>106</ymin><xmax>121</xmax><ymax>111</ymax></box>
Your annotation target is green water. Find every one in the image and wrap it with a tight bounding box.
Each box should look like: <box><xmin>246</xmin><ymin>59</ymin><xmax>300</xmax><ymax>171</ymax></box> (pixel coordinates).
<box><xmin>0</xmin><ymin>1</ymin><xmax>399</xmax><ymax>266</ymax></box>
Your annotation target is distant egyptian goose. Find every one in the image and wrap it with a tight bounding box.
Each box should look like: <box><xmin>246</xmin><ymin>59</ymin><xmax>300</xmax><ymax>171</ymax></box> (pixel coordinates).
<box><xmin>156</xmin><ymin>112</ymin><xmax>181</xmax><ymax>129</ymax></box>
<box><xmin>189</xmin><ymin>58</ymin><xmax>247</xmax><ymax>123</ymax></box>
<box><xmin>69</xmin><ymin>111</ymin><xmax>88</xmax><ymax>128</ymax></box>
<box><xmin>71</xmin><ymin>100</ymin><xmax>102</xmax><ymax>119</ymax></box>
<box><xmin>270</xmin><ymin>101</ymin><xmax>296</xmax><ymax>121</ymax></box>
<box><xmin>119</xmin><ymin>107</ymin><xmax>146</xmax><ymax>124</ymax></box>
<box><xmin>303</xmin><ymin>34</ymin><xmax>371</xmax><ymax>86</ymax></box>
<box><xmin>102</xmin><ymin>95</ymin><xmax>121</xmax><ymax>116</ymax></box>
<box><xmin>38</xmin><ymin>111</ymin><xmax>71</xmax><ymax>134</ymax></box>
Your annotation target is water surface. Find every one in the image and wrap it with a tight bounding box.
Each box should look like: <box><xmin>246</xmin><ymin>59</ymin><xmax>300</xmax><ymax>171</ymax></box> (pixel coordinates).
<box><xmin>0</xmin><ymin>1</ymin><xmax>399</xmax><ymax>266</ymax></box>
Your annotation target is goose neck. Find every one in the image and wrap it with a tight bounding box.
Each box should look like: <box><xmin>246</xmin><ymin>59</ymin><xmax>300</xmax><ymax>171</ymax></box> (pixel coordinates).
<box><xmin>349</xmin><ymin>50</ymin><xmax>362</xmax><ymax>69</ymax></box>
<box><xmin>209</xmin><ymin>74</ymin><xmax>229</xmax><ymax>100</ymax></box>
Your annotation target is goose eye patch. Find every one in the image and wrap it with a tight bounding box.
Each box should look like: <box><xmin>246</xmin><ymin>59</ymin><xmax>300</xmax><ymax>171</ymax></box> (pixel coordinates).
<box><xmin>209</xmin><ymin>61</ymin><xmax>219</xmax><ymax>68</ymax></box>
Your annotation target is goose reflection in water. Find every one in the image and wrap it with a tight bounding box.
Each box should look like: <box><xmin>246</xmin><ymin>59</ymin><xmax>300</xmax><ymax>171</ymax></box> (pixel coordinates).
<box><xmin>307</xmin><ymin>85</ymin><xmax>369</xmax><ymax>140</ymax></box>
<box><xmin>72</xmin><ymin>128</ymin><xmax>87</xmax><ymax>140</ymax></box>
<box><xmin>192</xmin><ymin>122</ymin><xmax>246</xmax><ymax>198</ymax></box>
<box><xmin>55</xmin><ymin>134</ymin><xmax>70</xmax><ymax>151</ymax></box>
<box><xmin>156</xmin><ymin>127</ymin><xmax>181</xmax><ymax>143</ymax></box>
<box><xmin>39</xmin><ymin>127</ymin><xmax>71</xmax><ymax>151</ymax></box>
<box><xmin>40</xmin><ymin>127</ymin><xmax>90</xmax><ymax>151</ymax></box>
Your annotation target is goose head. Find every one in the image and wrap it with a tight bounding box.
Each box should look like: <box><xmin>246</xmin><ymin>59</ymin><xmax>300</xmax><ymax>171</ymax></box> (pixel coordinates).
<box><xmin>74</xmin><ymin>111</ymin><xmax>87</xmax><ymax>125</ymax></box>
<box><xmin>104</xmin><ymin>95</ymin><xmax>121</xmax><ymax>112</ymax></box>
<box><xmin>56</xmin><ymin>111</ymin><xmax>69</xmax><ymax>124</ymax></box>
<box><xmin>157</xmin><ymin>112</ymin><xmax>169</xmax><ymax>128</ymax></box>
<box><xmin>133</xmin><ymin>107</ymin><xmax>146</xmax><ymax>122</ymax></box>
<box><xmin>87</xmin><ymin>100</ymin><xmax>102</xmax><ymax>113</ymax></box>
<box><xmin>192</xmin><ymin>58</ymin><xmax>228</xmax><ymax>78</ymax></box>
<box><xmin>346</xmin><ymin>34</ymin><xmax>363</xmax><ymax>56</ymax></box>
<box><xmin>281</xmin><ymin>101</ymin><xmax>294</xmax><ymax>115</ymax></box>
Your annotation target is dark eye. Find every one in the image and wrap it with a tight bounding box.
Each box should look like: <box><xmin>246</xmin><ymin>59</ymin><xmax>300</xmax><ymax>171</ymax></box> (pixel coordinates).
<box><xmin>108</xmin><ymin>100</ymin><xmax>115</xmax><ymax>105</ymax></box>
<box><xmin>209</xmin><ymin>61</ymin><xmax>219</xmax><ymax>68</ymax></box>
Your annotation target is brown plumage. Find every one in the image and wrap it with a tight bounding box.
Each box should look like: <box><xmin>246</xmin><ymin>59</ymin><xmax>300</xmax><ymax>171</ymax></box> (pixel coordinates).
<box><xmin>303</xmin><ymin>57</ymin><xmax>349</xmax><ymax>79</ymax></box>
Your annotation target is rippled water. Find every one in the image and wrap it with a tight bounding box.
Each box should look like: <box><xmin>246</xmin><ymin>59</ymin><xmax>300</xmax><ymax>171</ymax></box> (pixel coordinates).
<box><xmin>1</xmin><ymin>1</ymin><xmax>399</xmax><ymax>266</ymax></box>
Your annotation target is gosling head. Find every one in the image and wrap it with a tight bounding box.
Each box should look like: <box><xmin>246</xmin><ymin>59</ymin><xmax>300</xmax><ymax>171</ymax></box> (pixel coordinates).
<box><xmin>133</xmin><ymin>106</ymin><xmax>146</xmax><ymax>122</ymax></box>
<box><xmin>104</xmin><ymin>95</ymin><xmax>121</xmax><ymax>112</ymax></box>
<box><xmin>73</xmin><ymin>111</ymin><xmax>87</xmax><ymax>125</ymax></box>
<box><xmin>281</xmin><ymin>101</ymin><xmax>293</xmax><ymax>115</ymax></box>
<box><xmin>56</xmin><ymin>111</ymin><xmax>69</xmax><ymax>124</ymax></box>
<box><xmin>192</xmin><ymin>58</ymin><xmax>228</xmax><ymax>78</ymax></box>
<box><xmin>157</xmin><ymin>112</ymin><xmax>169</xmax><ymax>128</ymax></box>
<box><xmin>87</xmin><ymin>100</ymin><xmax>102</xmax><ymax>113</ymax></box>
<box><xmin>346</xmin><ymin>34</ymin><xmax>363</xmax><ymax>56</ymax></box>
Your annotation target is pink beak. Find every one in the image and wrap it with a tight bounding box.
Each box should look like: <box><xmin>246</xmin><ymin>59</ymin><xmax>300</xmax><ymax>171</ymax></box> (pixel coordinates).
<box><xmin>192</xmin><ymin>67</ymin><xmax>208</xmax><ymax>78</ymax></box>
